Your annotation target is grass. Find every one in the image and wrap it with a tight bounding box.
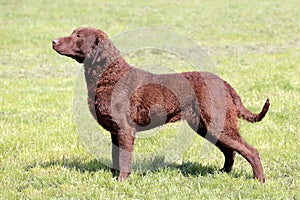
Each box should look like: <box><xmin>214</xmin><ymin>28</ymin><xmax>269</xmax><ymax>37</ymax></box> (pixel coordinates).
<box><xmin>1</xmin><ymin>0</ymin><xmax>300</xmax><ymax>199</ymax></box>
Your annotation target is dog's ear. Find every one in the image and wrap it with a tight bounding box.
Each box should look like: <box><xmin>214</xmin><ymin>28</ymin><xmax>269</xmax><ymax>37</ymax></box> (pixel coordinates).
<box><xmin>96</xmin><ymin>29</ymin><xmax>108</xmax><ymax>44</ymax></box>
<box><xmin>95</xmin><ymin>36</ymin><xmax>99</xmax><ymax>45</ymax></box>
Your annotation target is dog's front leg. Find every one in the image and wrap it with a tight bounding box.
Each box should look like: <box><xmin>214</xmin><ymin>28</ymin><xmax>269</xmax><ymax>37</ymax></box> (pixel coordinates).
<box><xmin>111</xmin><ymin>132</ymin><xmax>119</xmax><ymax>177</ymax></box>
<box><xmin>117</xmin><ymin>127</ymin><xmax>136</xmax><ymax>181</ymax></box>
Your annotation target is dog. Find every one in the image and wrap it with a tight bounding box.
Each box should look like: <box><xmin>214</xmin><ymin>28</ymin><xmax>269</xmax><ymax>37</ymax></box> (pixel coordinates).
<box><xmin>52</xmin><ymin>27</ymin><xmax>270</xmax><ymax>182</ymax></box>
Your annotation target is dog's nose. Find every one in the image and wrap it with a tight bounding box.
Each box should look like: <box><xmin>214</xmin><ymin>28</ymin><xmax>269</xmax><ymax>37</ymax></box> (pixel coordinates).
<box><xmin>52</xmin><ymin>39</ymin><xmax>59</xmax><ymax>46</ymax></box>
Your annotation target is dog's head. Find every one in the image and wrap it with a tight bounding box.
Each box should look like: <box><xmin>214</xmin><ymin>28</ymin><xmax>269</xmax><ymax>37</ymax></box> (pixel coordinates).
<box><xmin>52</xmin><ymin>27</ymin><xmax>108</xmax><ymax>63</ymax></box>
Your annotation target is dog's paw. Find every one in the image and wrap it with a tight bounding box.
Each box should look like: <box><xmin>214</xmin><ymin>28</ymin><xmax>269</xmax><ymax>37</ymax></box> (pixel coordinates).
<box><xmin>118</xmin><ymin>172</ymin><xmax>131</xmax><ymax>182</ymax></box>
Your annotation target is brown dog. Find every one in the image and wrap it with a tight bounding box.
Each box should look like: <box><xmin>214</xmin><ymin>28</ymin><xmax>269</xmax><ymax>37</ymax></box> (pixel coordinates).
<box><xmin>52</xmin><ymin>27</ymin><xmax>270</xmax><ymax>182</ymax></box>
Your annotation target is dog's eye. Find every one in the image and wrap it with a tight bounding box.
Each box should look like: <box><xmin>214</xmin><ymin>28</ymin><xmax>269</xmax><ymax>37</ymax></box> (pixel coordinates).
<box><xmin>76</xmin><ymin>34</ymin><xmax>81</xmax><ymax>38</ymax></box>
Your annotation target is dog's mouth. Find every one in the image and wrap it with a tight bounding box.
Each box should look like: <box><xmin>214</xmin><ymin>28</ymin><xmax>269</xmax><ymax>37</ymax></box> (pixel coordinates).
<box><xmin>52</xmin><ymin>43</ymin><xmax>85</xmax><ymax>63</ymax></box>
<box><xmin>56</xmin><ymin>51</ymin><xmax>85</xmax><ymax>63</ymax></box>
<box><xmin>52</xmin><ymin>39</ymin><xmax>73</xmax><ymax>56</ymax></box>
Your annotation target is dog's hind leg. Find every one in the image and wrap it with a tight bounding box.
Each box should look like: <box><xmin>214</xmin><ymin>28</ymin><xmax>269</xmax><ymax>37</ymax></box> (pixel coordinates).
<box><xmin>218</xmin><ymin>132</ymin><xmax>265</xmax><ymax>183</ymax></box>
<box><xmin>216</xmin><ymin>142</ymin><xmax>236</xmax><ymax>173</ymax></box>
<box><xmin>236</xmin><ymin>140</ymin><xmax>265</xmax><ymax>183</ymax></box>
<box><xmin>188</xmin><ymin>119</ymin><xmax>234</xmax><ymax>173</ymax></box>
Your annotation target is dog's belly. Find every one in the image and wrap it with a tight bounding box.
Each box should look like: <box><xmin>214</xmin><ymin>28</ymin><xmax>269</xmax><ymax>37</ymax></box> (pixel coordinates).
<box><xmin>127</xmin><ymin>82</ymin><xmax>205</xmax><ymax>132</ymax></box>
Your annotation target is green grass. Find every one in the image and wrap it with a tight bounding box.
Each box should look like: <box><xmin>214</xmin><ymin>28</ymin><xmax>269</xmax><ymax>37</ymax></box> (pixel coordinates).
<box><xmin>1</xmin><ymin>0</ymin><xmax>300</xmax><ymax>199</ymax></box>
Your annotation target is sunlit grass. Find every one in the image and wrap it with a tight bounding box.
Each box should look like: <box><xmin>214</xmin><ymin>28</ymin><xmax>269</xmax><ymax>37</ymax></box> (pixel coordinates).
<box><xmin>1</xmin><ymin>0</ymin><xmax>299</xmax><ymax>199</ymax></box>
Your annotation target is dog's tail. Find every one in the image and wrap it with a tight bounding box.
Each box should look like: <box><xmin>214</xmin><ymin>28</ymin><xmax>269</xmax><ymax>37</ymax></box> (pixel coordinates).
<box><xmin>225</xmin><ymin>82</ymin><xmax>270</xmax><ymax>123</ymax></box>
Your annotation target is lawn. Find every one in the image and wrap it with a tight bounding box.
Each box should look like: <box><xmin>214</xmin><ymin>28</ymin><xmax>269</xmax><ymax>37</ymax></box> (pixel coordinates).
<box><xmin>0</xmin><ymin>0</ymin><xmax>299</xmax><ymax>199</ymax></box>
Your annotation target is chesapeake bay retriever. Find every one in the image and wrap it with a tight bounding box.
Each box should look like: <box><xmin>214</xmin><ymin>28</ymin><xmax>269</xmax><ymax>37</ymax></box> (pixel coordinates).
<box><xmin>52</xmin><ymin>27</ymin><xmax>270</xmax><ymax>182</ymax></box>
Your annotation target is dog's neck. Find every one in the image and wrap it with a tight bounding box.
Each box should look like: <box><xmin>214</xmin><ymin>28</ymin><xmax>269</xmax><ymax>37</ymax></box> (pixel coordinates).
<box><xmin>83</xmin><ymin>39</ymin><xmax>132</xmax><ymax>98</ymax></box>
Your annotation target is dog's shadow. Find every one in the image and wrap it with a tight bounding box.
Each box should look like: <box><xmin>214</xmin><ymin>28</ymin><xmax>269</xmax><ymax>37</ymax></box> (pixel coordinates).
<box><xmin>26</xmin><ymin>157</ymin><xmax>250</xmax><ymax>180</ymax></box>
<box><xmin>26</xmin><ymin>158</ymin><xmax>110</xmax><ymax>173</ymax></box>
<box><xmin>171</xmin><ymin>161</ymin><xmax>218</xmax><ymax>177</ymax></box>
